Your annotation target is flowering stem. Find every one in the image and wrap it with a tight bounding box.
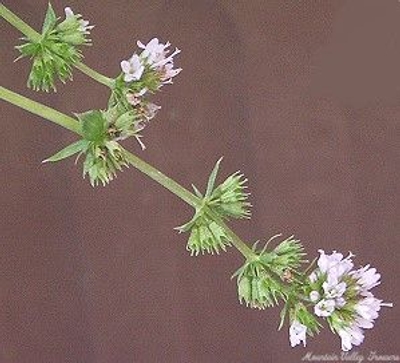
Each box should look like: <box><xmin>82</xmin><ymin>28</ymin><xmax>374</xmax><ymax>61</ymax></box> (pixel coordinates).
<box><xmin>122</xmin><ymin>150</ymin><xmax>255</xmax><ymax>259</ymax></box>
<box><xmin>0</xmin><ymin>4</ymin><xmax>113</xmax><ymax>88</ymax></box>
<box><xmin>0</xmin><ymin>85</ymin><xmax>255</xmax><ymax>259</ymax></box>
<box><xmin>75</xmin><ymin>62</ymin><xmax>115</xmax><ymax>88</ymax></box>
<box><xmin>0</xmin><ymin>86</ymin><xmax>82</xmax><ymax>135</ymax></box>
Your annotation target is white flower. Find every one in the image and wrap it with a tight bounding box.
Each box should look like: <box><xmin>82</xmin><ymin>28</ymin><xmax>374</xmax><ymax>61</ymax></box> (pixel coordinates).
<box><xmin>309</xmin><ymin>291</ymin><xmax>320</xmax><ymax>302</ymax></box>
<box><xmin>337</xmin><ymin>296</ymin><xmax>393</xmax><ymax>351</ymax></box>
<box><xmin>289</xmin><ymin>320</ymin><xmax>307</xmax><ymax>347</ymax></box>
<box><xmin>314</xmin><ymin>299</ymin><xmax>336</xmax><ymax>317</ymax></box>
<box><xmin>137</xmin><ymin>38</ymin><xmax>170</xmax><ymax>65</ymax></box>
<box><xmin>338</xmin><ymin>324</ymin><xmax>365</xmax><ymax>351</ymax></box>
<box><xmin>317</xmin><ymin>249</ymin><xmax>354</xmax><ymax>280</ymax></box>
<box><xmin>323</xmin><ymin>277</ymin><xmax>346</xmax><ymax>300</ymax></box>
<box><xmin>137</xmin><ymin>38</ymin><xmax>182</xmax><ymax>85</ymax></box>
<box><xmin>309</xmin><ymin>271</ymin><xmax>318</xmax><ymax>283</ymax></box>
<box><xmin>121</xmin><ymin>54</ymin><xmax>145</xmax><ymax>82</ymax></box>
<box><xmin>64</xmin><ymin>7</ymin><xmax>93</xmax><ymax>34</ymax></box>
<box><xmin>335</xmin><ymin>297</ymin><xmax>346</xmax><ymax>308</ymax></box>
<box><xmin>350</xmin><ymin>265</ymin><xmax>381</xmax><ymax>294</ymax></box>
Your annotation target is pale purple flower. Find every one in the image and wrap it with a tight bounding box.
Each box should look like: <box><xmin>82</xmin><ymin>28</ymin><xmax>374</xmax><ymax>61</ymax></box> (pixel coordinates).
<box><xmin>289</xmin><ymin>320</ymin><xmax>307</xmax><ymax>347</ymax></box>
<box><xmin>137</xmin><ymin>38</ymin><xmax>182</xmax><ymax>85</ymax></box>
<box><xmin>308</xmin><ymin>249</ymin><xmax>392</xmax><ymax>351</ymax></box>
<box><xmin>338</xmin><ymin>324</ymin><xmax>365</xmax><ymax>351</ymax></box>
<box><xmin>137</xmin><ymin>38</ymin><xmax>170</xmax><ymax>65</ymax></box>
<box><xmin>323</xmin><ymin>277</ymin><xmax>346</xmax><ymax>300</ymax></box>
<box><xmin>121</xmin><ymin>54</ymin><xmax>145</xmax><ymax>82</ymax></box>
<box><xmin>143</xmin><ymin>102</ymin><xmax>161</xmax><ymax>121</ymax></box>
<box><xmin>314</xmin><ymin>299</ymin><xmax>336</xmax><ymax>317</ymax></box>
<box><xmin>160</xmin><ymin>63</ymin><xmax>182</xmax><ymax>83</ymax></box>
<box><xmin>317</xmin><ymin>249</ymin><xmax>354</xmax><ymax>280</ymax></box>
<box><xmin>350</xmin><ymin>265</ymin><xmax>381</xmax><ymax>293</ymax></box>
<box><xmin>335</xmin><ymin>297</ymin><xmax>346</xmax><ymax>308</ymax></box>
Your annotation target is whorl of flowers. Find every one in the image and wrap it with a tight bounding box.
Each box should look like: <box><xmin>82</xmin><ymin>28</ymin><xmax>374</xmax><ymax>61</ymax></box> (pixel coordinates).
<box><xmin>44</xmin><ymin>38</ymin><xmax>181</xmax><ymax>185</ymax></box>
<box><xmin>17</xmin><ymin>4</ymin><xmax>93</xmax><ymax>92</ymax></box>
<box><xmin>177</xmin><ymin>158</ymin><xmax>251</xmax><ymax>256</ymax></box>
<box><xmin>286</xmin><ymin>250</ymin><xmax>392</xmax><ymax>351</ymax></box>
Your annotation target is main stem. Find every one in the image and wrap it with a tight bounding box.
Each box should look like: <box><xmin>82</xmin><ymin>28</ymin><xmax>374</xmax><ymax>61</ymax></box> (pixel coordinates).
<box><xmin>0</xmin><ymin>86</ymin><xmax>82</xmax><ymax>135</ymax></box>
<box><xmin>0</xmin><ymin>85</ymin><xmax>254</xmax><ymax>258</ymax></box>
<box><xmin>0</xmin><ymin>4</ymin><xmax>113</xmax><ymax>88</ymax></box>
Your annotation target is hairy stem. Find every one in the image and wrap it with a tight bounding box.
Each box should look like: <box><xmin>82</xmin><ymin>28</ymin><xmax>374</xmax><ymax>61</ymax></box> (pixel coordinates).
<box><xmin>0</xmin><ymin>86</ymin><xmax>82</xmax><ymax>134</ymax></box>
<box><xmin>0</xmin><ymin>85</ymin><xmax>255</xmax><ymax>259</ymax></box>
<box><xmin>75</xmin><ymin>62</ymin><xmax>114</xmax><ymax>88</ymax></box>
<box><xmin>0</xmin><ymin>4</ymin><xmax>113</xmax><ymax>88</ymax></box>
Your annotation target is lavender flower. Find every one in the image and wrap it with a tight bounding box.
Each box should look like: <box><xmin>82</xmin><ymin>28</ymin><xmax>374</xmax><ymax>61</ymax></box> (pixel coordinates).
<box><xmin>289</xmin><ymin>320</ymin><xmax>307</xmax><ymax>347</ymax></box>
<box><xmin>307</xmin><ymin>250</ymin><xmax>392</xmax><ymax>351</ymax></box>
<box><xmin>120</xmin><ymin>54</ymin><xmax>145</xmax><ymax>82</ymax></box>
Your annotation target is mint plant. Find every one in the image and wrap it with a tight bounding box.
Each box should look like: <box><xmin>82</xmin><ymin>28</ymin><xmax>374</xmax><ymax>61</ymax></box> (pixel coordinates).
<box><xmin>0</xmin><ymin>3</ymin><xmax>392</xmax><ymax>351</ymax></box>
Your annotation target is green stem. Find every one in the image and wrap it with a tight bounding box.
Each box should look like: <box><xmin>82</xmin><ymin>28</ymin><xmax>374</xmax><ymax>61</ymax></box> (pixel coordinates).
<box><xmin>0</xmin><ymin>86</ymin><xmax>82</xmax><ymax>134</ymax></box>
<box><xmin>0</xmin><ymin>4</ymin><xmax>113</xmax><ymax>88</ymax></box>
<box><xmin>0</xmin><ymin>3</ymin><xmax>41</xmax><ymax>42</ymax></box>
<box><xmin>0</xmin><ymin>3</ymin><xmax>255</xmax><ymax>260</ymax></box>
<box><xmin>123</xmin><ymin>150</ymin><xmax>254</xmax><ymax>259</ymax></box>
<box><xmin>75</xmin><ymin>62</ymin><xmax>114</xmax><ymax>88</ymax></box>
<box><xmin>123</xmin><ymin>150</ymin><xmax>199</xmax><ymax>208</ymax></box>
<box><xmin>0</xmin><ymin>84</ymin><xmax>254</xmax><ymax>258</ymax></box>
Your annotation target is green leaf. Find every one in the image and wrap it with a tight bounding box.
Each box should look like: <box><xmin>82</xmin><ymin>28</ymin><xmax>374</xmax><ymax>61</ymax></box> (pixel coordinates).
<box><xmin>191</xmin><ymin>184</ymin><xmax>203</xmax><ymax>198</ymax></box>
<box><xmin>42</xmin><ymin>139</ymin><xmax>88</xmax><ymax>163</ymax></box>
<box><xmin>78</xmin><ymin>110</ymin><xmax>107</xmax><ymax>142</ymax></box>
<box><xmin>205</xmin><ymin>157</ymin><xmax>223</xmax><ymax>198</ymax></box>
<box><xmin>42</xmin><ymin>3</ymin><xmax>57</xmax><ymax>34</ymax></box>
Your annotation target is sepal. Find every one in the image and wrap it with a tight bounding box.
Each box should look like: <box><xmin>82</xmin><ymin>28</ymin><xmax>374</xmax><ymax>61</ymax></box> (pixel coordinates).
<box><xmin>176</xmin><ymin>209</ymin><xmax>231</xmax><ymax>256</ymax></box>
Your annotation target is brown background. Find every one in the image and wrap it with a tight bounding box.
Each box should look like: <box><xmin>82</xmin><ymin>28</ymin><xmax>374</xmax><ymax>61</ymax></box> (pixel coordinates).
<box><xmin>1</xmin><ymin>1</ymin><xmax>399</xmax><ymax>362</ymax></box>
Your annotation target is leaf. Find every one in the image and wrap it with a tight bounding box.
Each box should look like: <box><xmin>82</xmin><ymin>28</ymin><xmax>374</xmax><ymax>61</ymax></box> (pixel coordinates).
<box><xmin>42</xmin><ymin>3</ymin><xmax>57</xmax><ymax>34</ymax></box>
<box><xmin>205</xmin><ymin>157</ymin><xmax>223</xmax><ymax>198</ymax></box>
<box><xmin>191</xmin><ymin>184</ymin><xmax>203</xmax><ymax>198</ymax></box>
<box><xmin>78</xmin><ymin>110</ymin><xmax>107</xmax><ymax>142</ymax></box>
<box><xmin>42</xmin><ymin>139</ymin><xmax>88</xmax><ymax>163</ymax></box>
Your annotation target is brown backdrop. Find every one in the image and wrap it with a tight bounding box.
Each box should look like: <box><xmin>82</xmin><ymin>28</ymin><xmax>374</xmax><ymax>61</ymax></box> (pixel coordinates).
<box><xmin>1</xmin><ymin>1</ymin><xmax>399</xmax><ymax>362</ymax></box>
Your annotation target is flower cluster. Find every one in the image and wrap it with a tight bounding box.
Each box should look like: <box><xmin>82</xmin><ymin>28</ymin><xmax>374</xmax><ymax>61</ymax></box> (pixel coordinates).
<box><xmin>44</xmin><ymin>107</ymin><xmax>143</xmax><ymax>186</ymax></box>
<box><xmin>288</xmin><ymin>250</ymin><xmax>392</xmax><ymax>351</ymax></box>
<box><xmin>17</xmin><ymin>4</ymin><xmax>92</xmax><ymax>92</ymax></box>
<box><xmin>177</xmin><ymin>159</ymin><xmax>251</xmax><ymax>255</ymax></box>
<box><xmin>43</xmin><ymin>38</ymin><xmax>182</xmax><ymax>184</ymax></box>
<box><xmin>121</xmin><ymin>38</ymin><xmax>182</xmax><ymax>87</ymax></box>
<box><xmin>234</xmin><ymin>235</ymin><xmax>306</xmax><ymax>309</ymax></box>
<box><xmin>107</xmin><ymin>38</ymin><xmax>181</xmax><ymax>148</ymax></box>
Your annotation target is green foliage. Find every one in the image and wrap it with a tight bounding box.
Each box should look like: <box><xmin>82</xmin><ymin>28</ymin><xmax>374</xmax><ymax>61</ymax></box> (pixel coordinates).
<box><xmin>42</xmin><ymin>139</ymin><xmax>88</xmax><ymax>163</ymax></box>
